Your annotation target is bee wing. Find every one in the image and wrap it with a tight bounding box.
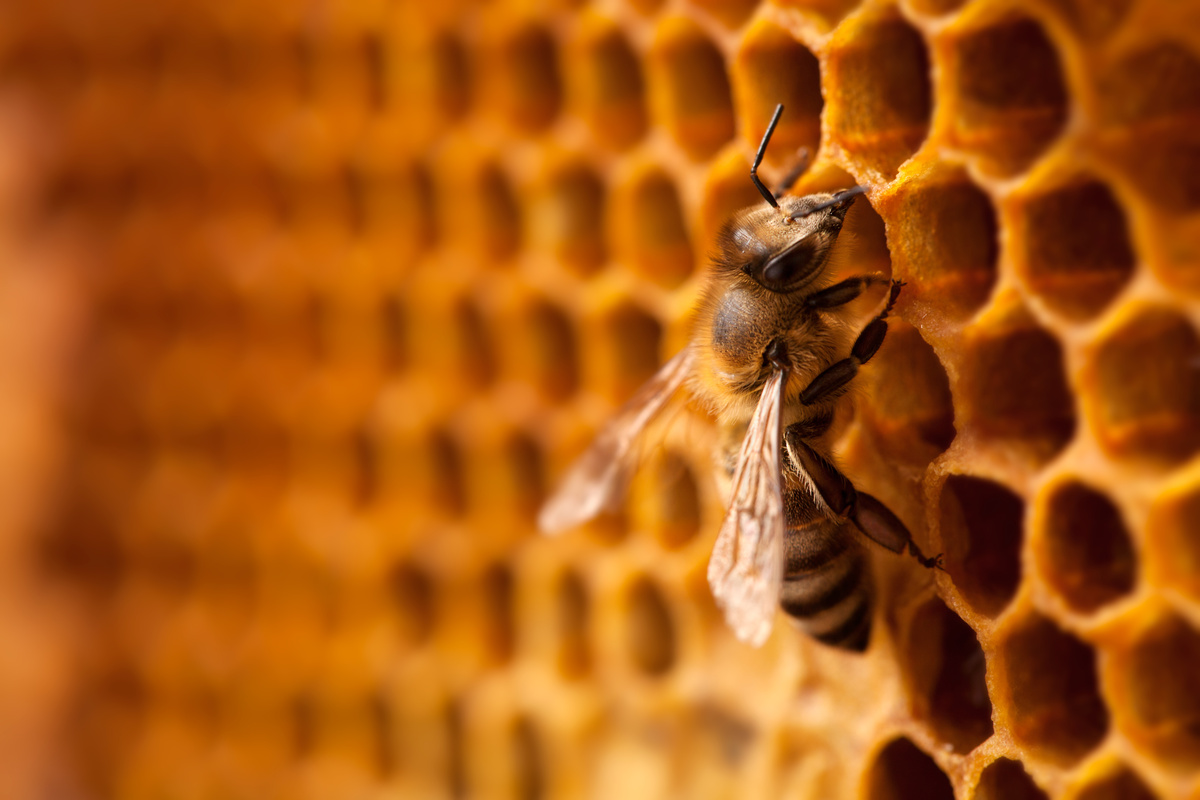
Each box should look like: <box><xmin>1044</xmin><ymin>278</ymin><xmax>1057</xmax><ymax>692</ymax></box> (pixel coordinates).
<box><xmin>538</xmin><ymin>348</ymin><xmax>695</xmax><ymax>536</ymax></box>
<box><xmin>706</xmin><ymin>367</ymin><xmax>788</xmax><ymax>647</ymax></box>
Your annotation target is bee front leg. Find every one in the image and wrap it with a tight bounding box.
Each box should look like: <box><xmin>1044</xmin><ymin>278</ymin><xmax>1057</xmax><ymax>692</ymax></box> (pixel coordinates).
<box><xmin>785</xmin><ymin>430</ymin><xmax>942</xmax><ymax>570</ymax></box>
<box><xmin>798</xmin><ymin>280</ymin><xmax>903</xmax><ymax>406</ymax></box>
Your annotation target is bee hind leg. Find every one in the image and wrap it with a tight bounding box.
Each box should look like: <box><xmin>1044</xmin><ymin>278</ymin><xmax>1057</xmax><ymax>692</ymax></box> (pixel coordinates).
<box><xmin>785</xmin><ymin>432</ymin><xmax>942</xmax><ymax>570</ymax></box>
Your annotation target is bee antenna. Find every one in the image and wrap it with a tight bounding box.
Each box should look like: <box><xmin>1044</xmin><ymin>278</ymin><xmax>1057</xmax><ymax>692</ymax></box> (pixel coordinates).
<box><xmin>750</xmin><ymin>104</ymin><xmax>783</xmax><ymax>210</ymax></box>
<box><xmin>791</xmin><ymin>185</ymin><xmax>868</xmax><ymax>219</ymax></box>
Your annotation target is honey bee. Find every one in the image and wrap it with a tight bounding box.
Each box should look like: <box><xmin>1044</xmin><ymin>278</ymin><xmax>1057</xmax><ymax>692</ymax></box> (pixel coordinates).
<box><xmin>539</xmin><ymin>105</ymin><xmax>940</xmax><ymax>650</ymax></box>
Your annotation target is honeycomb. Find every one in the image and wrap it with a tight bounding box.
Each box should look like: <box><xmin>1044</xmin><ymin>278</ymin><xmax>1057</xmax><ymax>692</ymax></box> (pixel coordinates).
<box><xmin>0</xmin><ymin>0</ymin><xmax>1198</xmax><ymax>797</ymax></box>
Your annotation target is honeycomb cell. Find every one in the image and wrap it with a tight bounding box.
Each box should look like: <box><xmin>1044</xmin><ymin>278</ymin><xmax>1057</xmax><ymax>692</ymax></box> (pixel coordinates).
<box><xmin>1037</xmin><ymin>480</ymin><xmax>1136</xmax><ymax>614</ymax></box>
<box><xmin>454</xmin><ymin>297</ymin><xmax>497</xmax><ymax>390</ymax></box>
<box><xmin>861</xmin><ymin>321</ymin><xmax>956</xmax><ymax>467</ymax></box>
<box><xmin>904</xmin><ymin>599</ymin><xmax>993</xmax><ymax>753</ymax></box>
<box><xmin>733</xmin><ymin>25</ymin><xmax>823</xmax><ymax>160</ymax></box>
<box><xmin>943</xmin><ymin>14</ymin><xmax>1068</xmax><ymax>176</ymax></box>
<box><xmin>1096</xmin><ymin>42</ymin><xmax>1200</xmax><ymax>210</ymax></box>
<box><xmin>471</xmin><ymin>162</ymin><xmax>523</xmax><ymax>262</ymax></box>
<box><xmin>648</xmin><ymin>18</ymin><xmax>735</xmax><ymax>160</ymax></box>
<box><xmin>481</xmin><ymin>564</ymin><xmax>516</xmax><ymax>664</ymax></box>
<box><xmin>976</xmin><ymin>758</ymin><xmax>1048</xmax><ymax>800</ymax></box>
<box><xmin>1039</xmin><ymin>0</ymin><xmax>1131</xmax><ymax>40</ymax></box>
<box><xmin>631</xmin><ymin>450</ymin><xmax>701</xmax><ymax>549</ymax></box>
<box><xmin>1113</xmin><ymin>613</ymin><xmax>1200</xmax><ymax>770</ymax></box>
<box><xmin>938</xmin><ymin>474</ymin><xmax>1024</xmax><ymax>618</ymax></box>
<box><xmin>1071</xmin><ymin>765</ymin><xmax>1157</xmax><ymax>800</ymax></box>
<box><xmin>827</xmin><ymin>13</ymin><xmax>932</xmax><ymax>179</ymax></box>
<box><xmin>568</xmin><ymin>18</ymin><xmax>647</xmax><ymax>150</ymax></box>
<box><xmin>512</xmin><ymin>717</ymin><xmax>545</xmax><ymax>800</ymax></box>
<box><xmin>612</xmin><ymin>167</ymin><xmax>694</xmax><ymax>288</ymax></box>
<box><xmin>1147</xmin><ymin>483</ymin><xmax>1200</xmax><ymax>601</ymax></box>
<box><xmin>430</xmin><ymin>31</ymin><xmax>471</xmax><ymax>121</ymax></box>
<box><xmin>379</xmin><ymin>293</ymin><xmax>407</xmax><ymax>374</ymax></box>
<box><xmin>996</xmin><ymin>612</ymin><xmax>1109</xmax><ymax>765</ymax></box>
<box><xmin>500</xmin><ymin>433</ymin><xmax>545</xmax><ymax>521</ymax></box>
<box><xmin>1088</xmin><ymin>307</ymin><xmax>1200</xmax><ymax>465</ymax></box>
<box><xmin>625</xmin><ymin>575</ymin><xmax>675</xmax><ymax>676</ymax></box>
<box><xmin>688</xmin><ymin>0</ymin><xmax>758</xmax><ymax>30</ymax></box>
<box><xmin>518</xmin><ymin>298</ymin><xmax>580</xmax><ymax>402</ymax></box>
<box><xmin>592</xmin><ymin>302</ymin><xmax>663</xmax><ymax>403</ymax></box>
<box><xmin>485</xmin><ymin>22</ymin><xmax>562</xmax><ymax>134</ymax></box>
<box><xmin>958</xmin><ymin>310</ymin><xmax>1076</xmax><ymax>464</ymax></box>
<box><xmin>427</xmin><ymin>429</ymin><xmax>467</xmax><ymax>516</ymax></box>
<box><xmin>888</xmin><ymin>168</ymin><xmax>998</xmax><ymax>318</ymax></box>
<box><xmin>556</xmin><ymin>570</ymin><xmax>591</xmax><ymax>678</ymax></box>
<box><xmin>531</xmin><ymin>161</ymin><xmax>607</xmax><ymax>276</ymax></box>
<box><xmin>1014</xmin><ymin>177</ymin><xmax>1135</xmax><ymax>321</ymax></box>
<box><xmin>864</xmin><ymin>738</ymin><xmax>954</xmax><ymax>800</ymax></box>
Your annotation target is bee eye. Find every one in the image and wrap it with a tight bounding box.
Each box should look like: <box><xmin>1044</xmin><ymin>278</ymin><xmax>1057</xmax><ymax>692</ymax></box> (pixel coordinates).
<box><xmin>758</xmin><ymin>238</ymin><xmax>815</xmax><ymax>290</ymax></box>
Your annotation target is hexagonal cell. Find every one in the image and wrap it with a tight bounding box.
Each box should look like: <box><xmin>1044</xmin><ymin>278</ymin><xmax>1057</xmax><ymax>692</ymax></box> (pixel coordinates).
<box><xmin>524</xmin><ymin>298</ymin><xmax>580</xmax><ymax>402</ymax></box>
<box><xmin>861</xmin><ymin>321</ymin><xmax>956</xmax><ymax>468</ymax></box>
<box><xmin>485</xmin><ymin>22</ymin><xmax>562</xmax><ymax>134</ymax></box>
<box><xmin>995</xmin><ymin>612</ymin><xmax>1108</xmax><ymax>765</ymax></box>
<box><xmin>592</xmin><ymin>302</ymin><xmax>664</xmax><ymax>403</ymax></box>
<box><xmin>733</xmin><ymin>25</ymin><xmax>823</xmax><ymax>161</ymax></box>
<box><xmin>1148</xmin><ymin>483</ymin><xmax>1200</xmax><ymax>601</ymax></box>
<box><xmin>1014</xmin><ymin>177</ymin><xmax>1135</xmax><ymax>321</ymax></box>
<box><xmin>1088</xmin><ymin>307</ymin><xmax>1200</xmax><ymax>464</ymax></box>
<box><xmin>864</xmin><ymin>738</ymin><xmax>954</xmax><ymax>800</ymax></box>
<box><xmin>427</xmin><ymin>429</ymin><xmax>467</xmax><ymax>516</ymax></box>
<box><xmin>625</xmin><ymin>575</ymin><xmax>676</xmax><ymax>676</ymax></box>
<box><xmin>531</xmin><ymin>161</ymin><xmax>607</xmax><ymax>276</ymax></box>
<box><xmin>1038</xmin><ymin>0</ymin><xmax>1132</xmax><ymax>40</ymax></box>
<box><xmin>1113</xmin><ymin>613</ymin><xmax>1200</xmax><ymax>770</ymax></box>
<box><xmin>938</xmin><ymin>474</ymin><xmax>1024</xmax><ymax>617</ymax></box>
<box><xmin>612</xmin><ymin>167</ymin><xmax>694</xmax><ymax>288</ymax></box>
<box><xmin>500</xmin><ymin>433</ymin><xmax>545</xmax><ymax>521</ymax></box>
<box><xmin>1037</xmin><ymin>480</ymin><xmax>1136</xmax><ymax>614</ymax></box>
<box><xmin>470</xmin><ymin>162</ymin><xmax>522</xmax><ymax>261</ymax></box>
<box><xmin>943</xmin><ymin>14</ymin><xmax>1069</xmax><ymax>176</ymax></box>
<box><xmin>958</xmin><ymin>310</ymin><xmax>1076</xmax><ymax>464</ymax></box>
<box><xmin>648</xmin><ymin>18</ymin><xmax>735</xmax><ymax>160</ymax></box>
<box><xmin>975</xmin><ymin>758</ymin><xmax>1048</xmax><ymax>800</ymax></box>
<box><xmin>888</xmin><ymin>168</ymin><xmax>998</xmax><ymax>318</ymax></box>
<box><xmin>905</xmin><ymin>599</ymin><xmax>993</xmax><ymax>753</ymax></box>
<box><xmin>827</xmin><ymin>12</ymin><xmax>932</xmax><ymax>179</ymax></box>
<box><xmin>568</xmin><ymin>19</ymin><xmax>647</xmax><ymax>150</ymax></box>
<box><xmin>1096</xmin><ymin>42</ymin><xmax>1200</xmax><ymax>210</ymax></box>
<box><xmin>430</xmin><ymin>30</ymin><xmax>471</xmax><ymax>121</ymax></box>
<box><xmin>631</xmin><ymin>450</ymin><xmax>701</xmax><ymax>548</ymax></box>
<box><xmin>481</xmin><ymin>563</ymin><xmax>516</xmax><ymax>664</ymax></box>
<box><xmin>388</xmin><ymin>562</ymin><xmax>435</xmax><ymax>647</ymax></box>
<box><xmin>556</xmin><ymin>570</ymin><xmax>591</xmax><ymax>678</ymax></box>
<box><xmin>1070</xmin><ymin>765</ymin><xmax>1157</xmax><ymax>800</ymax></box>
<box><xmin>379</xmin><ymin>293</ymin><xmax>408</xmax><ymax>374</ymax></box>
<box><xmin>512</xmin><ymin>717</ymin><xmax>545</xmax><ymax>799</ymax></box>
<box><xmin>454</xmin><ymin>298</ymin><xmax>497</xmax><ymax>390</ymax></box>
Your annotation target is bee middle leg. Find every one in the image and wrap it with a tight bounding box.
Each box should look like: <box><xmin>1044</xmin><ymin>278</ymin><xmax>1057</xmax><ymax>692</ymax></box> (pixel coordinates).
<box><xmin>798</xmin><ymin>280</ymin><xmax>903</xmax><ymax>406</ymax></box>
<box><xmin>784</xmin><ymin>428</ymin><xmax>942</xmax><ymax>569</ymax></box>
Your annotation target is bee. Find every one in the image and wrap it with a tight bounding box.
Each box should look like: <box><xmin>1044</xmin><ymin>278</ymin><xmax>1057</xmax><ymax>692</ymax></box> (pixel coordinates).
<box><xmin>539</xmin><ymin>105</ymin><xmax>940</xmax><ymax>651</ymax></box>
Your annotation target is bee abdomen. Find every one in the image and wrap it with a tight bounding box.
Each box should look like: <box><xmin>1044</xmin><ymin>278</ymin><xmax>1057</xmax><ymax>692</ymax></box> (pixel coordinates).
<box><xmin>781</xmin><ymin>522</ymin><xmax>871</xmax><ymax>651</ymax></box>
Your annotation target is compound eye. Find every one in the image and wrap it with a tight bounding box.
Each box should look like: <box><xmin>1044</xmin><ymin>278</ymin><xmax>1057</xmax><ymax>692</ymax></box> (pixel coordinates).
<box><xmin>759</xmin><ymin>237</ymin><xmax>816</xmax><ymax>291</ymax></box>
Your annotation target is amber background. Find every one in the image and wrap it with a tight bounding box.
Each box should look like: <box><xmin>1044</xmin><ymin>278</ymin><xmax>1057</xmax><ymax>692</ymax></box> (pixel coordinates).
<box><xmin>0</xmin><ymin>0</ymin><xmax>1197</xmax><ymax>798</ymax></box>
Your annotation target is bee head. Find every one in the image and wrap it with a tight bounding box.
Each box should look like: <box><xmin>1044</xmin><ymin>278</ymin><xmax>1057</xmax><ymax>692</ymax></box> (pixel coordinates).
<box><xmin>722</xmin><ymin>189</ymin><xmax>861</xmax><ymax>294</ymax></box>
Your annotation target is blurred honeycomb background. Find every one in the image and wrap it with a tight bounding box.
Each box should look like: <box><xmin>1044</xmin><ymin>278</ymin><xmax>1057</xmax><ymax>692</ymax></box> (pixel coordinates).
<box><xmin>0</xmin><ymin>0</ymin><xmax>1197</xmax><ymax>798</ymax></box>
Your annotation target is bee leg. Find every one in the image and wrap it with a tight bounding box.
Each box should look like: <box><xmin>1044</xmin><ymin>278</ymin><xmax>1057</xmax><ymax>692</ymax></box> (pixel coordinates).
<box><xmin>786</xmin><ymin>433</ymin><xmax>942</xmax><ymax>570</ymax></box>
<box><xmin>799</xmin><ymin>280</ymin><xmax>904</xmax><ymax>406</ymax></box>
<box><xmin>804</xmin><ymin>274</ymin><xmax>891</xmax><ymax>310</ymax></box>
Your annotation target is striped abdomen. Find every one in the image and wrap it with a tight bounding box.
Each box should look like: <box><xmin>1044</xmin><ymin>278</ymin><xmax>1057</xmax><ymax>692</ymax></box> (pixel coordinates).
<box><xmin>780</xmin><ymin>514</ymin><xmax>872</xmax><ymax>651</ymax></box>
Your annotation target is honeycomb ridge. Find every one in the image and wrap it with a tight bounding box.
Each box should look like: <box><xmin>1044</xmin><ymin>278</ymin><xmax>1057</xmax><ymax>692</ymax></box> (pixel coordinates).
<box><xmin>0</xmin><ymin>0</ymin><xmax>1197</xmax><ymax>798</ymax></box>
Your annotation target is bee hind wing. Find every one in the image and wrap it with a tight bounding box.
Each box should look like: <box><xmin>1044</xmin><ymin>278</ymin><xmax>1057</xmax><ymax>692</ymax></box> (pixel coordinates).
<box><xmin>706</xmin><ymin>368</ymin><xmax>788</xmax><ymax>647</ymax></box>
<box><xmin>538</xmin><ymin>348</ymin><xmax>695</xmax><ymax>536</ymax></box>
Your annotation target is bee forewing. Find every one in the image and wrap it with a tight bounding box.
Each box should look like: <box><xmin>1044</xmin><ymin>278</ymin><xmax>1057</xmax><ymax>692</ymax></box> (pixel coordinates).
<box><xmin>538</xmin><ymin>348</ymin><xmax>695</xmax><ymax>535</ymax></box>
<box><xmin>706</xmin><ymin>368</ymin><xmax>787</xmax><ymax>647</ymax></box>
